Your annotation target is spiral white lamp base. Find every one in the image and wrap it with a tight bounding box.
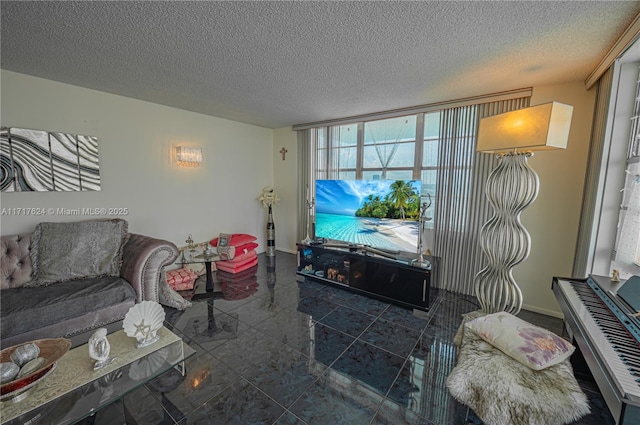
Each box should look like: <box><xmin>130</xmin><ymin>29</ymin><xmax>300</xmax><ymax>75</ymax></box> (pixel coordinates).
<box><xmin>474</xmin><ymin>151</ymin><xmax>539</xmax><ymax>315</ymax></box>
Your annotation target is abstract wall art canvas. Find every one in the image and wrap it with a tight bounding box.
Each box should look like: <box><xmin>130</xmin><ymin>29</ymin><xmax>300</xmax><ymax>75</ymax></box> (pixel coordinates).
<box><xmin>0</xmin><ymin>127</ymin><xmax>101</xmax><ymax>192</ymax></box>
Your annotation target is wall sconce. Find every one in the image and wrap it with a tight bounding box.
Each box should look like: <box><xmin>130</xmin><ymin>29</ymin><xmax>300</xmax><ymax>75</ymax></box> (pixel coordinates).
<box><xmin>174</xmin><ymin>146</ymin><xmax>202</xmax><ymax>167</ymax></box>
<box><xmin>474</xmin><ymin>102</ymin><xmax>573</xmax><ymax>314</ymax></box>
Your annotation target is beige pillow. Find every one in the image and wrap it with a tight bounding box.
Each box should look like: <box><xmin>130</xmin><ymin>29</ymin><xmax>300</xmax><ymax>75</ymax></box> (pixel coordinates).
<box><xmin>465</xmin><ymin>312</ymin><xmax>575</xmax><ymax>370</ymax></box>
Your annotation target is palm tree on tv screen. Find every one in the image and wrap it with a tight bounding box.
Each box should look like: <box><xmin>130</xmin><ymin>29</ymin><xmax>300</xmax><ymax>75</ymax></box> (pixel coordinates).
<box><xmin>389</xmin><ymin>180</ymin><xmax>414</xmax><ymax>219</ymax></box>
<box><xmin>358</xmin><ymin>194</ymin><xmax>388</xmax><ymax>218</ymax></box>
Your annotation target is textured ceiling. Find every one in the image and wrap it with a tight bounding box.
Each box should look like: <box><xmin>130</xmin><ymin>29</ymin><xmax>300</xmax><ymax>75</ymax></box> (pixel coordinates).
<box><xmin>2</xmin><ymin>1</ymin><xmax>639</xmax><ymax>129</ymax></box>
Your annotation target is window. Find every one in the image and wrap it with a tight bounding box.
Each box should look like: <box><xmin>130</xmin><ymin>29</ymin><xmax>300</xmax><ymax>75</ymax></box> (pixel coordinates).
<box><xmin>316</xmin><ymin>124</ymin><xmax>357</xmax><ymax>180</ymax></box>
<box><xmin>363</xmin><ymin>116</ymin><xmax>416</xmax><ymax>177</ymax></box>
<box><xmin>422</xmin><ymin>112</ymin><xmax>440</xmax><ymax>191</ymax></box>
<box><xmin>314</xmin><ymin>112</ymin><xmax>445</xmax><ymax>227</ymax></box>
<box><xmin>612</xmin><ymin>64</ymin><xmax>640</xmax><ymax>275</ymax></box>
<box><xmin>315</xmin><ymin>126</ymin><xmax>328</xmax><ymax>179</ymax></box>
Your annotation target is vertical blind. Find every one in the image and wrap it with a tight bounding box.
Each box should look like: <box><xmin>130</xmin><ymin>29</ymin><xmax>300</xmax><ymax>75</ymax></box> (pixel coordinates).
<box><xmin>297</xmin><ymin>129</ymin><xmax>314</xmax><ymax>243</ymax></box>
<box><xmin>433</xmin><ymin>97</ymin><xmax>530</xmax><ymax>294</ymax></box>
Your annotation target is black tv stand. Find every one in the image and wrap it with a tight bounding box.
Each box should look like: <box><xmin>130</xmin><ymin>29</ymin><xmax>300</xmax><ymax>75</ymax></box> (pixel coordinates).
<box><xmin>296</xmin><ymin>243</ymin><xmax>432</xmax><ymax>311</ymax></box>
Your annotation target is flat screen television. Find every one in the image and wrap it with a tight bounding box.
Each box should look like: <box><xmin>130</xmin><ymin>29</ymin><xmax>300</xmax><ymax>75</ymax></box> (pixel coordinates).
<box><xmin>315</xmin><ymin>179</ymin><xmax>421</xmax><ymax>253</ymax></box>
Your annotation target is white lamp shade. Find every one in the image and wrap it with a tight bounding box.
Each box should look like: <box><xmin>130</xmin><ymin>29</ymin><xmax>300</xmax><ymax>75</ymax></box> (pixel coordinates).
<box><xmin>477</xmin><ymin>102</ymin><xmax>573</xmax><ymax>153</ymax></box>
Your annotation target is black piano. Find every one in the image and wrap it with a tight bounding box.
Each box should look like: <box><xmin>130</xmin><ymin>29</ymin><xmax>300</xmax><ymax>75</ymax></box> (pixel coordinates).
<box><xmin>553</xmin><ymin>275</ymin><xmax>640</xmax><ymax>425</ymax></box>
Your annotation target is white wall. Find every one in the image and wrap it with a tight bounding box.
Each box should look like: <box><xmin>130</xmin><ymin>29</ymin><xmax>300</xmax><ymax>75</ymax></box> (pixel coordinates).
<box><xmin>520</xmin><ymin>82</ymin><xmax>596</xmax><ymax>316</ymax></box>
<box><xmin>272</xmin><ymin>126</ymin><xmax>298</xmax><ymax>253</ymax></box>
<box><xmin>1</xmin><ymin>71</ymin><xmax>595</xmax><ymax>316</ymax></box>
<box><xmin>0</xmin><ymin>71</ymin><xmax>274</xmax><ymax>250</ymax></box>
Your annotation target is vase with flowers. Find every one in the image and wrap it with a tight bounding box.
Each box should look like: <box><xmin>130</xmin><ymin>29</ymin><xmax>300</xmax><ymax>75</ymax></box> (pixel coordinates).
<box><xmin>258</xmin><ymin>186</ymin><xmax>280</xmax><ymax>257</ymax></box>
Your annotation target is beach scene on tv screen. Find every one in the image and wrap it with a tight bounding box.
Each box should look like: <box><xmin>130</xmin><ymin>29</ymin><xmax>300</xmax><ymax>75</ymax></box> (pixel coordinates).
<box><xmin>315</xmin><ymin>179</ymin><xmax>421</xmax><ymax>252</ymax></box>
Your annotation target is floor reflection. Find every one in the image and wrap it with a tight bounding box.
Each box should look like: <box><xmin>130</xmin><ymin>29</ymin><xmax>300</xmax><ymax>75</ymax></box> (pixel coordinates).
<box><xmin>109</xmin><ymin>251</ymin><xmax>613</xmax><ymax>425</ymax></box>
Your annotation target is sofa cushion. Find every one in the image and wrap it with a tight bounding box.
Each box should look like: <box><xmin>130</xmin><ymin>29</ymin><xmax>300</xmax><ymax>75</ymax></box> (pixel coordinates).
<box><xmin>216</xmin><ymin>256</ymin><xmax>259</xmax><ymax>274</ymax></box>
<box><xmin>1</xmin><ymin>234</ymin><xmax>33</xmax><ymax>289</ymax></box>
<box><xmin>210</xmin><ymin>234</ymin><xmax>257</xmax><ymax>247</ymax></box>
<box><xmin>28</xmin><ymin>219</ymin><xmax>129</xmax><ymax>286</ymax></box>
<box><xmin>216</xmin><ymin>249</ymin><xmax>257</xmax><ymax>266</ymax></box>
<box><xmin>1</xmin><ymin>276</ymin><xmax>136</xmax><ymax>342</ymax></box>
<box><xmin>234</xmin><ymin>242</ymin><xmax>259</xmax><ymax>255</ymax></box>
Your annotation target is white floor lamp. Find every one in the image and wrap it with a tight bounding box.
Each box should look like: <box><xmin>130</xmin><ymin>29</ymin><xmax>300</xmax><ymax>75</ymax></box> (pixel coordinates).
<box><xmin>474</xmin><ymin>102</ymin><xmax>573</xmax><ymax>314</ymax></box>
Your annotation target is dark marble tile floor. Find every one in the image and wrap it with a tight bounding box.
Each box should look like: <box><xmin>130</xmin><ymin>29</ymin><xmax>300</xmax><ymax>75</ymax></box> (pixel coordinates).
<box><xmin>87</xmin><ymin>252</ymin><xmax>614</xmax><ymax>424</ymax></box>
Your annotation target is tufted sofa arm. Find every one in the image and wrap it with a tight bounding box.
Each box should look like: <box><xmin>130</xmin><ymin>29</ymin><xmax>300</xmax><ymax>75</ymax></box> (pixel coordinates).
<box><xmin>120</xmin><ymin>233</ymin><xmax>179</xmax><ymax>303</ymax></box>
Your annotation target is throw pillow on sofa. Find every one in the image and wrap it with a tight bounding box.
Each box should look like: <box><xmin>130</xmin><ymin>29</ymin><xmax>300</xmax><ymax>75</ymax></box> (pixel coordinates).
<box><xmin>28</xmin><ymin>219</ymin><xmax>129</xmax><ymax>287</ymax></box>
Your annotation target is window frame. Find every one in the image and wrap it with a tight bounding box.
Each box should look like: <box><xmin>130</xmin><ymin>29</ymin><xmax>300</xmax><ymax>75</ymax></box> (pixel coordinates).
<box><xmin>594</xmin><ymin>59</ymin><xmax>640</xmax><ymax>278</ymax></box>
<box><xmin>317</xmin><ymin>112</ymin><xmax>442</xmax><ymax>178</ymax></box>
<box><xmin>314</xmin><ymin>111</ymin><xmax>443</xmax><ymax>228</ymax></box>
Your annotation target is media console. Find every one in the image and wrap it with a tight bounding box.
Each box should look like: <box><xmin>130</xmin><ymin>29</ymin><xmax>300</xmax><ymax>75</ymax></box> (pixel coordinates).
<box><xmin>296</xmin><ymin>243</ymin><xmax>433</xmax><ymax>311</ymax></box>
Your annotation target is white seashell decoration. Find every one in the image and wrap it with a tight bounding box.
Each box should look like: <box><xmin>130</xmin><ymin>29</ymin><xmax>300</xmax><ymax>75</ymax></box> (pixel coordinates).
<box><xmin>88</xmin><ymin>328</ymin><xmax>115</xmax><ymax>370</ymax></box>
<box><xmin>123</xmin><ymin>301</ymin><xmax>165</xmax><ymax>348</ymax></box>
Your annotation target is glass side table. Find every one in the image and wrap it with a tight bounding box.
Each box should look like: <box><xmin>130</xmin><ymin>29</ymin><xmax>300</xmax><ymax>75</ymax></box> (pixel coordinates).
<box><xmin>178</xmin><ymin>247</ymin><xmax>221</xmax><ymax>294</ymax></box>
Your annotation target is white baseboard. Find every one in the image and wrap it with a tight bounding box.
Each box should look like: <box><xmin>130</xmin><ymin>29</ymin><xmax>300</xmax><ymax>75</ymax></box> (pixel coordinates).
<box><xmin>522</xmin><ymin>303</ymin><xmax>564</xmax><ymax>319</ymax></box>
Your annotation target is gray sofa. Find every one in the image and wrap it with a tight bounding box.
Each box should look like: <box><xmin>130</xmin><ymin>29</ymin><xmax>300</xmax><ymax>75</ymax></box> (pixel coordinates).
<box><xmin>1</xmin><ymin>219</ymin><xmax>182</xmax><ymax>348</ymax></box>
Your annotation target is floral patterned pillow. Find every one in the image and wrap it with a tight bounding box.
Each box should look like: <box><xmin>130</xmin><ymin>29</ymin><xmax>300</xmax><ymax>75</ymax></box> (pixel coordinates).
<box><xmin>166</xmin><ymin>268</ymin><xmax>199</xmax><ymax>291</ymax></box>
<box><xmin>464</xmin><ymin>312</ymin><xmax>575</xmax><ymax>370</ymax></box>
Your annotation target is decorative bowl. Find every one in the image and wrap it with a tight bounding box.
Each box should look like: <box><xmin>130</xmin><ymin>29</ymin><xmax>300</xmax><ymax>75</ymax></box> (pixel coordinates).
<box><xmin>0</xmin><ymin>338</ymin><xmax>71</xmax><ymax>400</ymax></box>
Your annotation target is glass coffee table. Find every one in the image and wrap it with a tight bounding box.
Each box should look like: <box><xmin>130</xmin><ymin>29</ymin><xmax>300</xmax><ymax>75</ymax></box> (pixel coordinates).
<box><xmin>1</xmin><ymin>327</ymin><xmax>195</xmax><ymax>425</ymax></box>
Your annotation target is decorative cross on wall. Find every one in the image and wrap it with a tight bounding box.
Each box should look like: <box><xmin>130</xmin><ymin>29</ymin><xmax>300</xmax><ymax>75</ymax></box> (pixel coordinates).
<box><xmin>280</xmin><ymin>147</ymin><xmax>288</xmax><ymax>160</ymax></box>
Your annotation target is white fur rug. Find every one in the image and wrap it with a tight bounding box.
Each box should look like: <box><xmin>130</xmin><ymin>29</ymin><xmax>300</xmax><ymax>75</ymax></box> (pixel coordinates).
<box><xmin>446</xmin><ymin>311</ymin><xmax>590</xmax><ymax>425</ymax></box>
